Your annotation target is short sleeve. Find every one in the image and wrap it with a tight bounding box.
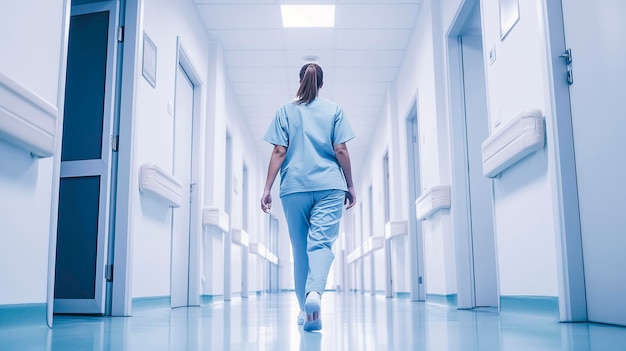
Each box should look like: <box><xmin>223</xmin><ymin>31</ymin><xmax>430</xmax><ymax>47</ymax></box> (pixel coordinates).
<box><xmin>332</xmin><ymin>106</ymin><xmax>356</xmax><ymax>145</ymax></box>
<box><xmin>263</xmin><ymin>107</ymin><xmax>289</xmax><ymax>147</ymax></box>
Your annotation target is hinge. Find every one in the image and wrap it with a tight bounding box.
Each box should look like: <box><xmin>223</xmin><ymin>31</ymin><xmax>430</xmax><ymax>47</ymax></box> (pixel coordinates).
<box><xmin>112</xmin><ymin>135</ymin><xmax>119</xmax><ymax>152</ymax></box>
<box><xmin>117</xmin><ymin>26</ymin><xmax>124</xmax><ymax>42</ymax></box>
<box><xmin>105</xmin><ymin>264</ymin><xmax>114</xmax><ymax>282</ymax></box>
<box><xmin>418</xmin><ymin>276</ymin><xmax>423</xmax><ymax>284</ymax></box>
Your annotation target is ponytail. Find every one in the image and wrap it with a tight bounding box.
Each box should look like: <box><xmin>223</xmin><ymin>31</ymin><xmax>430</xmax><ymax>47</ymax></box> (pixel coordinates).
<box><xmin>296</xmin><ymin>63</ymin><xmax>323</xmax><ymax>105</ymax></box>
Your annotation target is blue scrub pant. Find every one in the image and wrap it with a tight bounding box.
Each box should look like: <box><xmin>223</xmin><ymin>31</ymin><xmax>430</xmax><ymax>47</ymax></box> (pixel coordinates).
<box><xmin>281</xmin><ymin>189</ymin><xmax>345</xmax><ymax>310</ymax></box>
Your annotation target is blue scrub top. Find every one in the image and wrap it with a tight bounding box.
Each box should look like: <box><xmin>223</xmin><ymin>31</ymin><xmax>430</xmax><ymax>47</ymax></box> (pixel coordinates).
<box><xmin>264</xmin><ymin>97</ymin><xmax>356</xmax><ymax>197</ymax></box>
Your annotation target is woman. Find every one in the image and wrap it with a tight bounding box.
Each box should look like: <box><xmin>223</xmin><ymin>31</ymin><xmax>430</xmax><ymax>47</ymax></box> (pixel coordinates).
<box><xmin>260</xmin><ymin>63</ymin><xmax>356</xmax><ymax>332</ymax></box>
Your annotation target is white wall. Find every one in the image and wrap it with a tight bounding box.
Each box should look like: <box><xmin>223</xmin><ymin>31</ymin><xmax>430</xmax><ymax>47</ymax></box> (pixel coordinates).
<box><xmin>480</xmin><ymin>0</ymin><xmax>558</xmax><ymax>296</ymax></box>
<box><xmin>391</xmin><ymin>0</ymin><xmax>457</xmax><ymax>296</ymax></box>
<box><xmin>355</xmin><ymin>0</ymin><xmax>559</xmax><ymax>299</ymax></box>
<box><xmin>0</xmin><ymin>0</ymin><xmax>67</xmax><ymax>305</ymax></box>
<box><xmin>130</xmin><ymin>0</ymin><xmax>211</xmax><ymax>298</ymax></box>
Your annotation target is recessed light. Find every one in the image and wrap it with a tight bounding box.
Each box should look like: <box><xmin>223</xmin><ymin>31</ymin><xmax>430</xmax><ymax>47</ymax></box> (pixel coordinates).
<box><xmin>303</xmin><ymin>55</ymin><xmax>319</xmax><ymax>62</ymax></box>
<box><xmin>281</xmin><ymin>5</ymin><xmax>335</xmax><ymax>28</ymax></box>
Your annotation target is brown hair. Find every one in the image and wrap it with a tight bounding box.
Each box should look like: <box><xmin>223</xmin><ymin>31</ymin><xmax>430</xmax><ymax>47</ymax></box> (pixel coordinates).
<box><xmin>296</xmin><ymin>63</ymin><xmax>323</xmax><ymax>105</ymax></box>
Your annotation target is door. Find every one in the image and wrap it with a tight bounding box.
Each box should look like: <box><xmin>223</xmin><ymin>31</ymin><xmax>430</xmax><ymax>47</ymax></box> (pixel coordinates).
<box><xmin>447</xmin><ymin>0</ymin><xmax>498</xmax><ymax>310</ymax></box>
<box><xmin>562</xmin><ymin>0</ymin><xmax>626</xmax><ymax>326</ymax></box>
<box><xmin>383</xmin><ymin>155</ymin><xmax>393</xmax><ymax>295</ymax></box>
<box><xmin>269</xmin><ymin>216</ymin><xmax>279</xmax><ymax>293</ymax></box>
<box><xmin>224</xmin><ymin>133</ymin><xmax>233</xmax><ymax>300</ymax></box>
<box><xmin>54</xmin><ymin>0</ymin><xmax>119</xmax><ymax>314</ymax></box>
<box><xmin>170</xmin><ymin>64</ymin><xmax>195</xmax><ymax>308</ymax></box>
<box><xmin>406</xmin><ymin>103</ymin><xmax>426</xmax><ymax>301</ymax></box>
<box><xmin>459</xmin><ymin>25</ymin><xmax>498</xmax><ymax>308</ymax></box>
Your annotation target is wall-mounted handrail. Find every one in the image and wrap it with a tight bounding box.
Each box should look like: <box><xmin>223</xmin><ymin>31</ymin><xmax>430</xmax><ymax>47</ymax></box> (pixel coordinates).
<box><xmin>202</xmin><ymin>207</ymin><xmax>229</xmax><ymax>233</ymax></box>
<box><xmin>482</xmin><ymin>108</ymin><xmax>545</xmax><ymax>178</ymax></box>
<box><xmin>415</xmin><ymin>185</ymin><xmax>451</xmax><ymax>221</ymax></box>
<box><xmin>232</xmin><ymin>229</ymin><xmax>250</xmax><ymax>247</ymax></box>
<box><xmin>385</xmin><ymin>220</ymin><xmax>408</xmax><ymax>239</ymax></box>
<box><xmin>138</xmin><ymin>163</ymin><xmax>183</xmax><ymax>208</ymax></box>
<box><xmin>0</xmin><ymin>72</ymin><xmax>58</xmax><ymax>157</ymax></box>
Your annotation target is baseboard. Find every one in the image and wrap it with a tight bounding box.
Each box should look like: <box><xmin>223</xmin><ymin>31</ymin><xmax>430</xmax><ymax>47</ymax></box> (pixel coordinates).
<box><xmin>426</xmin><ymin>293</ymin><xmax>458</xmax><ymax>307</ymax></box>
<box><xmin>0</xmin><ymin>303</ymin><xmax>47</xmax><ymax>327</ymax></box>
<box><xmin>500</xmin><ymin>295</ymin><xmax>559</xmax><ymax>316</ymax></box>
<box><xmin>131</xmin><ymin>296</ymin><xmax>170</xmax><ymax>310</ymax></box>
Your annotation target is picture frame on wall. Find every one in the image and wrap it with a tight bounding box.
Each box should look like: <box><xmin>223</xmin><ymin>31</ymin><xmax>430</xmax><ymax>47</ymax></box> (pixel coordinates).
<box><xmin>499</xmin><ymin>0</ymin><xmax>520</xmax><ymax>40</ymax></box>
<box><xmin>142</xmin><ymin>32</ymin><xmax>157</xmax><ymax>88</ymax></box>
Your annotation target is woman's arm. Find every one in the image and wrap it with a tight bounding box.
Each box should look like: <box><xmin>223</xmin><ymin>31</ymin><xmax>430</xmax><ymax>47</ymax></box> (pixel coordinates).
<box><xmin>334</xmin><ymin>143</ymin><xmax>356</xmax><ymax>209</ymax></box>
<box><xmin>260</xmin><ymin>145</ymin><xmax>287</xmax><ymax>213</ymax></box>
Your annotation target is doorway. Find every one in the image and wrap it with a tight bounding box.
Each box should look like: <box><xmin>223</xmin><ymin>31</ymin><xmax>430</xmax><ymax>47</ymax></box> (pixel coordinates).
<box><xmin>54</xmin><ymin>0</ymin><xmax>120</xmax><ymax>315</ymax></box>
<box><xmin>269</xmin><ymin>215</ymin><xmax>279</xmax><ymax>293</ymax></box>
<box><xmin>405</xmin><ymin>100</ymin><xmax>426</xmax><ymax>301</ymax></box>
<box><xmin>224</xmin><ymin>132</ymin><xmax>233</xmax><ymax>300</ymax></box>
<box><xmin>446</xmin><ymin>0</ymin><xmax>498</xmax><ymax>310</ymax></box>
<box><xmin>170</xmin><ymin>60</ymin><xmax>196</xmax><ymax>308</ymax></box>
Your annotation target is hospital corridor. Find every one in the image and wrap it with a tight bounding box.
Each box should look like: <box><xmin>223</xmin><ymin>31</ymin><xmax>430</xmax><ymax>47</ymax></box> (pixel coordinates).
<box><xmin>1</xmin><ymin>0</ymin><xmax>626</xmax><ymax>350</ymax></box>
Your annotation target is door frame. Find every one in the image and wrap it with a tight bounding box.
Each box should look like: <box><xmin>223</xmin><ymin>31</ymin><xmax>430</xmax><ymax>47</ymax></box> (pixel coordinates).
<box><xmin>404</xmin><ymin>96</ymin><xmax>426</xmax><ymax>301</ymax></box>
<box><xmin>541</xmin><ymin>0</ymin><xmax>586</xmax><ymax>322</ymax></box>
<box><xmin>170</xmin><ymin>38</ymin><xmax>204</xmax><ymax>307</ymax></box>
<box><xmin>445</xmin><ymin>0</ymin><xmax>499</xmax><ymax>310</ymax></box>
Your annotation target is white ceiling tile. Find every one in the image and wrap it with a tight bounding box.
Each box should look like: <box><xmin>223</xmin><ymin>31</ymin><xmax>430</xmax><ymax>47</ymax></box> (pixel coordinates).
<box><xmin>231</xmin><ymin>82</ymin><xmax>290</xmax><ymax>96</ymax></box>
<box><xmin>208</xmin><ymin>30</ymin><xmax>284</xmax><ymax>50</ymax></box>
<box><xmin>284</xmin><ymin>50</ymin><xmax>335</xmax><ymax>68</ymax></box>
<box><xmin>282</xmin><ymin>29</ymin><xmax>336</xmax><ymax>50</ymax></box>
<box><xmin>333</xmin><ymin>67</ymin><xmax>398</xmax><ymax>82</ymax></box>
<box><xmin>196</xmin><ymin>5</ymin><xmax>282</xmax><ymax>29</ymax></box>
<box><xmin>227</xmin><ymin>67</ymin><xmax>290</xmax><ymax>82</ymax></box>
<box><xmin>330</xmin><ymin>81</ymin><xmax>388</xmax><ymax>95</ymax></box>
<box><xmin>334</xmin><ymin>50</ymin><xmax>404</xmax><ymax>67</ymax></box>
<box><xmin>223</xmin><ymin>50</ymin><xmax>287</xmax><ymax>68</ymax></box>
<box><xmin>335</xmin><ymin>4</ymin><xmax>419</xmax><ymax>29</ymax></box>
<box><xmin>336</xmin><ymin>29</ymin><xmax>411</xmax><ymax>50</ymax></box>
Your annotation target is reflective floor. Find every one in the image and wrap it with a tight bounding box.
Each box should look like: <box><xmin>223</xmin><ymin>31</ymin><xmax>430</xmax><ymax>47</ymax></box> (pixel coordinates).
<box><xmin>2</xmin><ymin>292</ymin><xmax>626</xmax><ymax>350</ymax></box>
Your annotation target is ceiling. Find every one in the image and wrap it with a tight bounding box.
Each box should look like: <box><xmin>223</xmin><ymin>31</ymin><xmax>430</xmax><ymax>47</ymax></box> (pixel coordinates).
<box><xmin>192</xmin><ymin>0</ymin><xmax>423</xmax><ymax>171</ymax></box>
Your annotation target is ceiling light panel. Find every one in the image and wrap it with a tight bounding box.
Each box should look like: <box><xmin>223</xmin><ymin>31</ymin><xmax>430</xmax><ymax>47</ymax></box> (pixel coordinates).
<box><xmin>281</xmin><ymin>5</ymin><xmax>336</xmax><ymax>28</ymax></box>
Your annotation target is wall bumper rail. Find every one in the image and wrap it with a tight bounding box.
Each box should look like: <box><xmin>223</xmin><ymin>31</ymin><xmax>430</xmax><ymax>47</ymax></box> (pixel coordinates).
<box><xmin>202</xmin><ymin>207</ymin><xmax>229</xmax><ymax>233</ymax></box>
<box><xmin>346</xmin><ymin>247</ymin><xmax>363</xmax><ymax>264</ymax></box>
<box><xmin>385</xmin><ymin>220</ymin><xmax>408</xmax><ymax>240</ymax></box>
<box><xmin>415</xmin><ymin>185</ymin><xmax>451</xmax><ymax>221</ymax></box>
<box><xmin>482</xmin><ymin>108</ymin><xmax>545</xmax><ymax>178</ymax></box>
<box><xmin>0</xmin><ymin>72</ymin><xmax>58</xmax><ymax>158</ymax></box>
<box><xmin>231</xmin><ymin>229</ymin><xmax>250</xmax><ymax>247</ymax></box>
<box><xmin>250</xmin><ymin>242</ymin><xmax>278</xmax><ymax>265</ymax></box>
<box><xmin>138</xmin><ymin>163</ymin><xmax>184</xmax><ymax>208</ymax></box>
<box><xmin>363</xmin><ymin>236</ymin><xmax>384</xmax><ymax>256</ymax></box>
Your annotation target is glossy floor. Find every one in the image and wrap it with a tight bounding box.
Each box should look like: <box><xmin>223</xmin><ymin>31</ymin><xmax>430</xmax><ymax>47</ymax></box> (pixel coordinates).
<box><xmin>2</xmin><ymin>292</ymin><xmax>626</xmax><ymax>350</ymax></box>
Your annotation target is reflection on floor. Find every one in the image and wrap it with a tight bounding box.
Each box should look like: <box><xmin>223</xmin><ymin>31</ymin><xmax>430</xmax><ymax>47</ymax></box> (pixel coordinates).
<box><xmin>2</xmin><ymin>292</ymin><xmax>626</xmax><ymax>350</ymax></box>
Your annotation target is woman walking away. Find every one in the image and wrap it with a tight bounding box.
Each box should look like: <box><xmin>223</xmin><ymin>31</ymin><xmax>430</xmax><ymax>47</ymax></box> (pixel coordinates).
<box><xmin>260</xmin><ymin>63</ymin><xmax>356</xmax><ymax>332</ymax></box>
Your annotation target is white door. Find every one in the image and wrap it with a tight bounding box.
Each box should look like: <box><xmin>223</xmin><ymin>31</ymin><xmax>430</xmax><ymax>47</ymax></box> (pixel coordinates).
<box><xmin>170</xmin><ymin>64</ymin><xmax>194</xmax><ymax>308</ymax></box>
<box><xmin>406</xmin><ymin>105</ymin><xmax>426</xmax><ymax>301</ymax></box>
<box><xmin>54</xmin><ymin>1</ymin><xmax>118</xmax><ymax>314</ymax></box>
<box><xmin>562</xmin><ymin>0</ymin><xmax>626</xmax><ymax>325</ymax></box>
<box><xmin>447</xmin><ymin>1</ymin><xmax>498</xmax><ymax>310</ymax></box>
<box><xmin>460</xmin><ymin>30</ymin><xmax>498</xmax><ymax>308</ymax></box>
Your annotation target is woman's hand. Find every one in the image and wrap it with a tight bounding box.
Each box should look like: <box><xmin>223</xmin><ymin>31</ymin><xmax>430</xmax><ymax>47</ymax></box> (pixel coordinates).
<box><xmin>344</xmin><ymin>186</ymin><xmax>356</xmax><ymax>210</ymax></box>
<box><xmin>261</xmin><ymin>188</ymin><xmax>272</xmax><ymax>213</ymax></box>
